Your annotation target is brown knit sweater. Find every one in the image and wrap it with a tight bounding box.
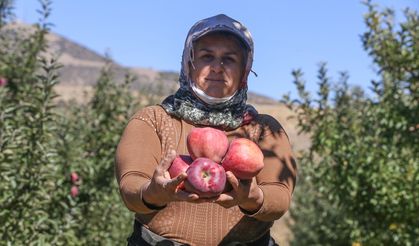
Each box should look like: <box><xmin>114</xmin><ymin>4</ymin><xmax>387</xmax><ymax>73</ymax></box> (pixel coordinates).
<box><xmin>115</xmin><ymin>105</ymin><xmax>297</xmax><ymax>245</ymax></box>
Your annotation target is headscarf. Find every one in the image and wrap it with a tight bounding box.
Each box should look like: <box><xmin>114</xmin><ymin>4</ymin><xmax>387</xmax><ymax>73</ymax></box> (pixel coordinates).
<box><xmin>161</xmin><ymin>14</ymin><xmax>258</xmax><ymax>130</ymax></box>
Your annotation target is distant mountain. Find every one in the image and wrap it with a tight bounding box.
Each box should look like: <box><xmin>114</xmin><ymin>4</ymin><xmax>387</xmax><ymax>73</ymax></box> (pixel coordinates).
<box><xmin>44</xmin><ymin>28</ymin><xmax>179</xmax><ymax>95</ymax></box>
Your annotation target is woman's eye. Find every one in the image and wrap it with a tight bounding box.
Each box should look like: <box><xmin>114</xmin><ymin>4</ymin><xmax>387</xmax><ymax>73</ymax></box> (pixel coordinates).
<box><xmin>201</xmin><ymin>54</ymin><xmax>213</xmax><ymax>61</ymax></box>
<box><xmin>223</xmin><ymin>57</ymin><xmax>237</xmax><ymax>64</ymax></box>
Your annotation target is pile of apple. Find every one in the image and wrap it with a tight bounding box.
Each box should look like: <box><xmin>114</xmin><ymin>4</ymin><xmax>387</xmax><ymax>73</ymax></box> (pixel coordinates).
<box><xmin>169</xmin><ymin>127</ymin><xmax>264</xmax><ymax>198</ymax></box>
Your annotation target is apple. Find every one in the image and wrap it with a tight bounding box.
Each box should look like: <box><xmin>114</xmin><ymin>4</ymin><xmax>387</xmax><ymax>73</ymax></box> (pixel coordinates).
<box><xmin>0</xmin><ymin>77</ymin><xmax>7</xmax><ymax>87</ymax></box>
<box><xmin>187</xmin><ymin>127</ymin><xmax>229</xmax><ymax>163</ymax></box>
<box><xmin>222</xmin><ymin>138</ymin><xmax>264</xmax><ymax>180</ymax></box>
<box><xmin>70</xmin><ymin>172</ymin><xmax>79</xmax><ymax>184</ymax></box>
<box><xmin>184</xmin><ymin>157</ymin><xmax>226</xmax><ymax>198</ymax></box>
<box><xmin>70</xmin><ymin>186</ymin><xmax>79</xmax><ymax>198</ymax></box>
<box><xmin>169</xmin><ymin>155</ymin><xmax>193</xmax><ymax>189</ymax></box>
<box><xmin>169</xmin><ymin>155</ymin><xmax>193</xmax><ymax>178</ymax></box>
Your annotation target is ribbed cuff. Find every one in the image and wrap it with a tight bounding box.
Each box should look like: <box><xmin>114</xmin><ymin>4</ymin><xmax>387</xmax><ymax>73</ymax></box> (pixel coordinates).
<box><xmin>141</xmin><ymin>195</ymin><xmax>167</xmax><ymax>211</ymax></box>
<box><xmin>238</xmin><ymin>185</ymin><xmax>265</xmax><ymax>216</ymax></box>
<box><xmin>242</xmin><ymin>184</ymin><xmax>290</xmax><ymax>221</ymax></box>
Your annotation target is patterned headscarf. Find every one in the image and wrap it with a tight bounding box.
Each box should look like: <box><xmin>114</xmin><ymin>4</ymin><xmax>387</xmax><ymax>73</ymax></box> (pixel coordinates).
<box><xmin>161</xmin><ymin>14</ymin><xmax>258</xmax><ymax>130</ymax></box>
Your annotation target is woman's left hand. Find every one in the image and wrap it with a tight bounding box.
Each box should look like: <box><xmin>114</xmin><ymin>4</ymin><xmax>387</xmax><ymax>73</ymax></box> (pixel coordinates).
<box><xmin>213</xmin><ymin>171</ymin><xmax>264</xmax><ymax>214</ymax></box>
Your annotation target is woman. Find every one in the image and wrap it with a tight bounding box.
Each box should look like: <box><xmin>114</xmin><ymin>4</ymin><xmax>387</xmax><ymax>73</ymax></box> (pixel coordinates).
<box><xmin>115</xmin><ymin>14</ymin><xmax>297</xmax><ymax>246</ymax></box>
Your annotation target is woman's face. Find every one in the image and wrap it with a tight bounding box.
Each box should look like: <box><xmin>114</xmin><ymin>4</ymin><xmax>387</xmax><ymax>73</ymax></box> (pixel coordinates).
<box><xmin>190</xmin><ymin>33</ymin><xmax>245</xmax><ymax>98</ymax></box>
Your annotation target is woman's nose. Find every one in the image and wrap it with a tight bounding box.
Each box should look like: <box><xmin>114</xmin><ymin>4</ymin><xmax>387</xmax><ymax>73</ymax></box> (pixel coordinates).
<box><xmin>210</xmin><ymin>59</ymin><xmax>224</xmax><ymax>73</ymax></box>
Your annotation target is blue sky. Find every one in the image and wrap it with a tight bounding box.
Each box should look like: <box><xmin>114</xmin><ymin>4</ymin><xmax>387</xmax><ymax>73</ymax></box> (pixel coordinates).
<box><xmin>15</xmin><ymin>0</ymin><xmax>418</xmax><ymax>100</ymax></box>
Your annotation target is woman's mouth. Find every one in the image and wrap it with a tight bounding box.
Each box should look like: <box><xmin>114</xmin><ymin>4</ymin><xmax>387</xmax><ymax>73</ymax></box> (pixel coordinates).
<box><xmin>205</xmin><ymin>78</ymin><xmax>225</xmax><ymax>83</ymax></box>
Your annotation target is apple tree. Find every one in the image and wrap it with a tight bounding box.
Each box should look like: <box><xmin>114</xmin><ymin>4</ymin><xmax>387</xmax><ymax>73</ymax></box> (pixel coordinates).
<box><xmin>284</xmin><ymin>1</ymin><xmax>418</xmax><ymax>245</ymax></box>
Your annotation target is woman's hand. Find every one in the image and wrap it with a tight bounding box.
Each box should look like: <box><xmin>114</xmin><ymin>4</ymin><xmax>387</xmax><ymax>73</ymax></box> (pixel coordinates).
<box><xmin>214</xmin><ymin>171</ymin><xmax>264</xmax><ymax>214</ymax></box>
<box><xmin>141</xmin><ymin>150</ymin><xmax>199</xmax><ymax>208</ymax></box>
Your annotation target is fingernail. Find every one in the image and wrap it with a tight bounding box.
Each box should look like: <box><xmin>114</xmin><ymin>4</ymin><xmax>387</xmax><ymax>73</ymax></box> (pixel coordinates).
<box><xmin>189</xmin><ymin>195</ymin><xmax>198</xmax><ymax>200</ymax></box>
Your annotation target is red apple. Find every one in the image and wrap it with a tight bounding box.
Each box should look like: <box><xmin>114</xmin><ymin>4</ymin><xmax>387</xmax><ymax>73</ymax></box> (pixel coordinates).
<box><xmin>222</xmin><ymin>138</ymin><xmax>264</xmax><ymax>180</ymax></box>
<box><xmin>70</xmin><ymin>186</ymin><xmax>79</xmax><ymax>198</ymax></box>
<box><xmin>169</xmin><ymin>155</ymin><xmax>193</xmax><ymax>189</ymax></box>
<box><xmin>0</xmin><ymin>77</ymin><xmax>7</xmax><ymax>87</ymax></box>
<box><xmin>187</xmin><ymin>127</ymin><xmax>229</xmax><ymax>163</ymax></box>
<box><xmin>169</xmin><ymin>155</ymin><xmax>193</xmax><ymax>178</ymax></box>
<box><xmin>70</xmin><ymin>172</ymin><xmax>79</xmax><ymax>184</ymax></box>
<box><xmin>184</xmin><ymin>158</ymin><xmax>226</xmax><ymax>198</ymax></box>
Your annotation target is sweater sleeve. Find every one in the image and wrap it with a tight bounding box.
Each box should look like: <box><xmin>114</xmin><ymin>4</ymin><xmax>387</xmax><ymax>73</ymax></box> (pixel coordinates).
<box><xmin>115</xmin><ymin>116</ymin><xmax>162</xmax><ymax>214</ymax></box>
<box><xmin>243</xmin><ymin>116</ymin><xmax>297</xmax><ymax>221</ymax></box>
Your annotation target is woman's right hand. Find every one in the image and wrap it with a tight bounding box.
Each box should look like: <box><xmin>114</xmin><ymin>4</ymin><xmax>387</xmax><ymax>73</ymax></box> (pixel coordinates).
<box><xmin>141</xmin><ymin>150</ymin><xmax>199</xmax><ymax>208</ymax></box>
